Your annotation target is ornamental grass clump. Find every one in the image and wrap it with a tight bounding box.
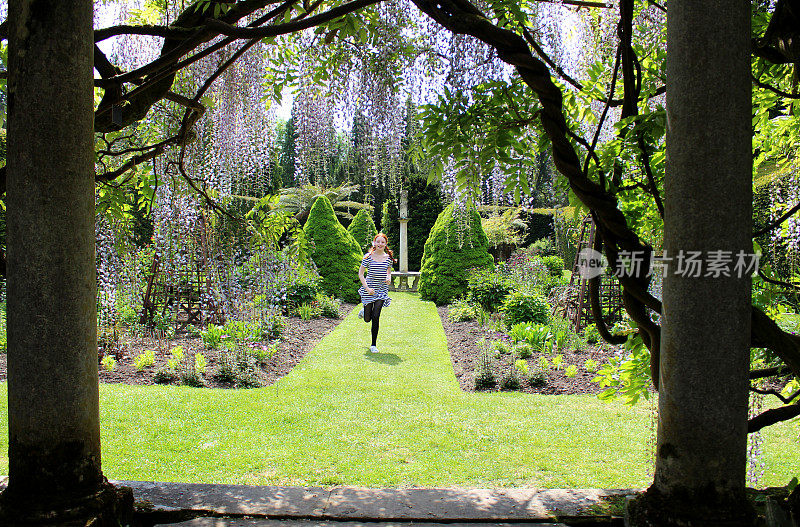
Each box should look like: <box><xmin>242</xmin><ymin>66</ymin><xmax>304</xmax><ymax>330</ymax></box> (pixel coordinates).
<box><xmin>419</xmin><ymin>203</ymin><xmax>494</xmax><ymax>305</ymax></box>
<box><xmin>304</xmin><ymin>196</ymin><xmax>363</xmax><ymax>303</ymax></box>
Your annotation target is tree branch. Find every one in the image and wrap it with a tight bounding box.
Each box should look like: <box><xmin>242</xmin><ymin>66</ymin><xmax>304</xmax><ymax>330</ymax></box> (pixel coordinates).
<box><xmin>748</xmin><ymin>403</ymin><xmax>800</xmax><ymax>433</ymax></box>
<box><xmin>203</xmin><ymin>0</ymin><xmax>384</xmax><ymax>38</ymax></box>
<box><xmin>750</xmin><ymin>385</ymin><xmax>800</xmax><ymax>404</ymax></box>
<box><xmin>752</xmin><ymin>73</ymin><xmax>800</xmax><ymax>99</ymax></box>
<box><xmin>753</xmin><ymin>200</ymin><xmax>800</xmax><ymax>237</ymax></box>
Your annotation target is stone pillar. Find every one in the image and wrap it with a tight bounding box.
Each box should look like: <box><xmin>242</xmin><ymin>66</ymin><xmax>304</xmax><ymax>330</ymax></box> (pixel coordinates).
<box><xmin>628</xmin><ymin>1</ymin><xmax>752</xmax><ymax>525</ymax></box>
<box><xmin>399</xmin><ymin>189</ymin><xmax>409</xmax><ymax>273</ymax></box>
<box><xmin>1</xmin><ymin>1</ymin><xmax>131</xmax><ymax>523</ymax></box>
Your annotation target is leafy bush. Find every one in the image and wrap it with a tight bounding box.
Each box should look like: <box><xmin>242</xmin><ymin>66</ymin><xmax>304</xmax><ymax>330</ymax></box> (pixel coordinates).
<box><xmin>347</xmin><ymin>208</ymin><xmax>379</xmax><ymax>252</ymax></box>
<box><xmin>499</xmin><ymin>371</ymin><xmax>521</xmax><ymax>390</ymax></box>
<box><xmin>247</xmin><ymin>343</ymin><xmax>277</xmax><ymax>365</ymax></box>
<box><xmin>492</xmin><ymin>339</ymin><xmax>511</xmax><ymax>355</ymax></box>
<box><xmin>447</xmin><ymin>298</ymin><xmax>479</xmax><ymax>322</ymax></box>
<box><xmin>101</xmin><ymin>355</ymin><xmax>117</xmax><ymax>371</ymax></box>
<box><xmin>584</xmin><ymin>359</ymin><xmax>599</xmax><ymax>373</ymax></box>
<box><xmin>503</xmin><ymin>249</ymin><xmax>551</xmax><ymax>294</ymax></box>
<box><xmin>224</xmin><ymin>320</ymin><xmax>264</xmax><ymax>342</ymax></box>
<box><xmin>419</xmin><ymin>203</ymin><xmax>494</xmax><ymax>305</ymax></box>
<box><xmin>540</xmin><ymin>255</ymin><xmax>565</xmax><ymax>276</ymax></box>
<box><xmin>215</xmin><ymin>345</ymin><xmax>262</xmax><ymax>388</ymax></box>
<box><xmin>285</xmin><ymin>273</ymin><xmax>320</xmax><ymax>313</ymax></box>
<box><xmin>474</xmin><ymin>349</ymin><xmax>497</xmax><ymax>390</ymax></box>
<box><xmin>583</xmin><ymin>323</ymin><xmax>601</xmax><ymax>344</ymax></box>
<box><xmin>501</xmin><ymin>292</ymin><xmax>550</xmax><ymax>327</ymax></box>
<box><xmin>528</xmin><ymin>364</ymin><xmax>547</xmax><ymax>387</ymax></box>
<box><xmin>552</xmin><ymin>354</ymin><xmax>564</xmax><ymax>370</ymax></box>
<box><xmin>134</xmin><ymin>350</ymin><xmax>155</xmax><ymax>371</ymax></box>
<box><xmin>202</xmin><ymin>324</ymin><xmax>224</xmax><ymax>349</ymax></box>
<box><xmin>153</xmin><ymin>367</ymin><xmax>177</xmax><ymax>384</ymax></box>
<box><xmin>524</xmin><ymin>324</ymin><xmax>554</xmax><ymax>353</ymax></box>
<box><xmin>565</xmin><ymin>365</ymin><xmax>578</xmax><ymax>378</ymax></box>
<box><xmin>467</xmin><ymin>267</ymin><xmax>514</xmax><ymax>312</ymax></box>
<box><xmin>315</xmin><ymin>293</ymin><xmax>340</xmax><ymax>318</ymax></box>
<box><xmin>528</xmin><ymin>237</ymin><xmax>557</xmax><ymax>256</ymax></box>
<box><xmin>304</xmin><ymin>195</ymin><xmax>363</xmax><ymax>303</ymax></box>
<box><xmin>514</xmin><ymin>342</ymin><xmax>533</xmax><ymax>359</ymax></box>
<box><xmin>261</xmin><ymin>314</ymin><xmax>286</xmax><ymax>340</ymax></box>
<box><xmin>595</xmin><ymin>333</ymin><xmax>652</xmax><ymax>405</ymax></box>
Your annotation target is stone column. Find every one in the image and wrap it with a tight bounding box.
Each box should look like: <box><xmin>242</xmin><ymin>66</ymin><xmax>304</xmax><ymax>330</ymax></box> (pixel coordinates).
<box><xmin>399</xmin><ymin>189</ymin><xmax>409</xmax><ymax>273</ymax></box>
<box><xmin>628</xmin><ymin>1</ymin><xmax>752</xmax><ymax>525</ymax></box>
<box><xmin>1</xmin><ymin>1</ymin><xmax>131</xmax><ymax>523</ymax></box>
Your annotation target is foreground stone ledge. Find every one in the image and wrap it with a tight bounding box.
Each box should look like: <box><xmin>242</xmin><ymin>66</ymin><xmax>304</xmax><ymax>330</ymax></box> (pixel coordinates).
<box><xmin>0</xmin><ymin>477</ymin><xmax>635</xmax><ymax>524</ymax></box>
<box><xmin>115</xmin><ymin>481</ymin><xmax>634</xmax><ymax>522</ymax></box>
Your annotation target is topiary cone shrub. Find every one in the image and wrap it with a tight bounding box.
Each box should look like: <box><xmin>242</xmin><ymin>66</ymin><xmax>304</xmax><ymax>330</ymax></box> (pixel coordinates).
<box><xmin>347</xmin><ymin>208</ymin><xmax>378</xmax><ymax>253</ymax></box>
<box><xmin>304</xmin><ymin>195</ymin><xmax>363</xmax><ymax>303</ymax></box>
<box><xmin>419</xmin><ymin>203</ymin><xmax>494</xmax><ymax>305</ymax></box>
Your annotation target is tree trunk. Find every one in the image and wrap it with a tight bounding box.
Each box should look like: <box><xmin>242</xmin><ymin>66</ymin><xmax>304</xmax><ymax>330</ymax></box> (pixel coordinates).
<box><xmin>627</xmin><ymin>1</ymin><xmax>753</xmax><ymax>525</ymax></box>
<box><xmin>0</xmin><ymin>1</ymin><xmax>131</xmax><ymax>523</ymax></box>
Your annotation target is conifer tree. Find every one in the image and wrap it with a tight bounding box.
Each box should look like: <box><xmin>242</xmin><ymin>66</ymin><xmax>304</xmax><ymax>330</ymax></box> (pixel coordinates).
<box><xmin>418</xmin><ymin>203</ymin><xmax>494</xmax><ymax>305</ymax></box>
<box><xmin>304</xmin><ymin>195</ymin><xmax>363</xmax><ymax>303</ymax></box>
<box><xmin>347</xmin><ymin>208</ymin><xmax>378</xmax><ymax>253</ymax></box>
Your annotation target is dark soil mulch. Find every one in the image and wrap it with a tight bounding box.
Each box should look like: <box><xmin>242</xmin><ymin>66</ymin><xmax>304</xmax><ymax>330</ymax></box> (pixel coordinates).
<box><xmin>0</xmin><ymin>302</ymin><xmax>613</xmax><ymax>395</ymax></box>
<box><xmin>0</xmin><ymin>304</ymin><xmax>355</xmax><ymax>388</ymax></box>
<box><xmin>437</xmin><ymin>305</ymin><xmax>615</xmax><ymax>395</ymax></box>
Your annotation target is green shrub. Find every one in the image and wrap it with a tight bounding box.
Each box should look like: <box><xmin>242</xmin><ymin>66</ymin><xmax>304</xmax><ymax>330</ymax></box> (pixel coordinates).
<box><xmin>584</xmin><ymin>359</ymin><xmax>599</xmax><ymax>373</ymax></box>
<box><xmin>347</xmin><ymin>208</ymin><xmax>379</xmax><ymax>252</ymax></box>
<box><xmin>101</xmin><ymin>355</ymin><xmax>117</xmax><ymax>371</ymax></box>
<box><xmin>315</xmin><ymin>294</ymin><xmax>341</xmax><ymax>318</ymax></box>
<box><xmin>499</xmin><ymin>371</ymin><xmax>521</xmax><ymax>390</ymax></box>
<box><xmin>583</xmin><ymin>323</ymin><xmax>601</xmax><ymax>344</ymax></box>
<box><xmin>134</xmin><ymin>350</ymin><xmax>155</xmax><ymax>371</ymax></box>
<box><xmin>223</xmin><ymin>320</ymin><xmax>263</xmax><ymax>342</ymax></box>
<box><xmin>528</xmin><ymin>237</ymin><xmax>557</xmax><ymax>256</ymax></box>
<box><xmin>419</xmin><ymin>203</ymin><xmax>494</xmax><ymax>305</ymax></box>
<box><xmin>447</xmin><ymin>298</ymin><xmax>478</xmax><ymax>322</ymax></box>
<box><xmin>285</xmin><ymin>278</ymin><xmax>320</xmax><ymax>313</ymax></box>
<box><xmin>467</xmin><ymin>267</ymin><xmax>514</xmax><ymax>312</ymax></box>
<box><xmin>492</xmin><ymin>339</ymin><xmax>511</xmax><ymax>355</ymax></box>
<box><xmin>201</xmin><ymin>324</ymin><xmax>224</xmax><ymax>349</ymax></box>
<box><xmin>514</xmin><ymin>342</ymin><xmax>533</xmax><ymax>359</ymax></box>
<box><xmin>215</xmin><ymin>345</ymin><xmax>263</xmax><ymax>388</ymax></box>
<box><xmin>540</xmin><ymin>255</ymin><xmax>565</xmax><ymax>276</ymax></box>
<box><xmin>261</xmin><ymin>314</ymin><xmax>286</xmax><ymax>340</ymax></box>
<box><xmin>565</xmin><ymin>364</ymin><xmax>578</xmax><ymax>378</ymax></box>
<box><xmin>153</xmin><ymin>368</ymin><xmax>177</xmax><ymax>384</ymax></box>
<box><xmin>501</xmin><ymin>291</ymin><xmax>550</xmax><ymax>327</ymax></box>
<box><xmin>528</xmin><ymin>364</ymin><xmax>548</xmax><ymax>387</ymax></box>
<box><xmin>304</xmin><ymin>196</ymin><xmax>363</xmax><ymax>303</ymax></box>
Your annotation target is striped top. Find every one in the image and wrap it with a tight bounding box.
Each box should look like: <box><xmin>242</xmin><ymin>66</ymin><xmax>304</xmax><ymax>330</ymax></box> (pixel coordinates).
<box><xmin>358</xmin><ymin>253</ymin><xmax>392</xmax><ymax>307</ymax></box>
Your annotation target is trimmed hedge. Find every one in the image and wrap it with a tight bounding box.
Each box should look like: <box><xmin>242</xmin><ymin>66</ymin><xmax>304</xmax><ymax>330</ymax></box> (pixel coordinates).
<box><xmin>418</xmin><ymin>203</ymin><xmax>494</xmax><ymax>305</ymax></box>
<box><xmin>304</xmin><ymin>196</ymin><xmax>363</xmax><ymax>303</ymax></box>
<box><xmin>347</xmin><ymin>208</ymin><xmax>378</xmax><ymax>253</ymax></box>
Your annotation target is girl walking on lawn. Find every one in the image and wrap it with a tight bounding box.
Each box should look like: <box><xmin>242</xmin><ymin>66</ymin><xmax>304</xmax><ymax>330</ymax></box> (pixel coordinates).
<box><xmin>358</xmin><ymin>233</ymin><xmax>393</xmax><ymax>353</ymax></box>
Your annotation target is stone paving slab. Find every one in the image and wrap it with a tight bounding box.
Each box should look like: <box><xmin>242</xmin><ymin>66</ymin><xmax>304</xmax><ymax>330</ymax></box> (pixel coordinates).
<box><xmin>114</xmin><ymin>480</ymin><xmax>634</xmax><ymax>522</ymax></box>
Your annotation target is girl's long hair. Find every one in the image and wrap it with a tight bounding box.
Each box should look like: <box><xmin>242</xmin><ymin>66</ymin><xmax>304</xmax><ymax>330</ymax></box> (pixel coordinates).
<box><xmin>369</xmin><ymin>233</ymin><xmax>395</xmax><ymax>263</ymax></box>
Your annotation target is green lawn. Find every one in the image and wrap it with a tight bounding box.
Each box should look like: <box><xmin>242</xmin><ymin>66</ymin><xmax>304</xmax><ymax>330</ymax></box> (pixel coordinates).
<box><xmin>0</xmin><ymin>291</ymin><xmax>797</xmax><ymax>488</ymax></box>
